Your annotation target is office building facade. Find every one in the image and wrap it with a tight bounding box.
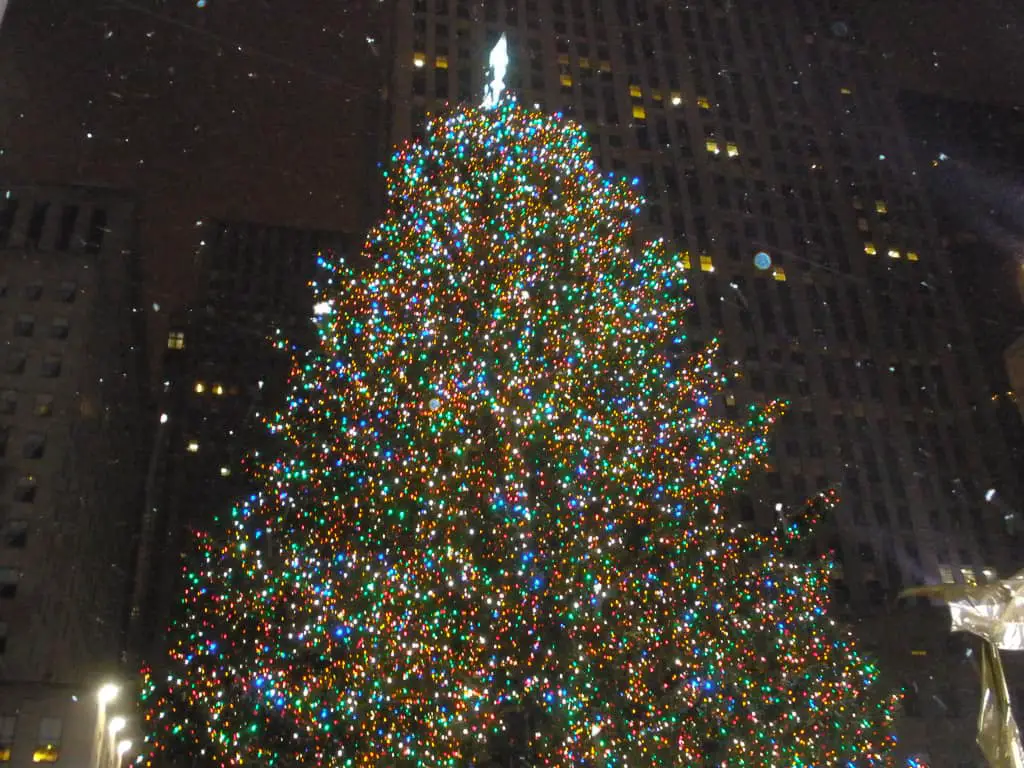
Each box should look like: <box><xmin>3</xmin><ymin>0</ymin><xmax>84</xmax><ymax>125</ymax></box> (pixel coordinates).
<box><xmin>0</xmin><ymin>185</ymin><xmax>148</xmax><ymax>766</ymax></box>
<box><xmin>385</xmin><ymin>1</ymin><xmax>1021</xmax><ymax>763</ymax></box>
<box><xmin>129</xmin><ymin>221</ymin><xmax>353</xmax><ymax>664</ymax></box>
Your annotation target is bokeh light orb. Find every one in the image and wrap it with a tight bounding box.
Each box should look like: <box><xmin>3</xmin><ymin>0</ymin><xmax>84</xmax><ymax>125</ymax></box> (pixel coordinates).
<box><xmin>753</xmin><ymin>251</ymin><xmax>772</xmax><ymax>270</ymax></box>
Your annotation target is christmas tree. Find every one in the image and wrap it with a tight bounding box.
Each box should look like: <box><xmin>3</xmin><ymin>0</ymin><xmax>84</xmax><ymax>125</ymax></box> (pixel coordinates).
<box><xmin>141</xmin><ymin>92</ymin><xmax>901</xmax><ymax>767</ymax></box>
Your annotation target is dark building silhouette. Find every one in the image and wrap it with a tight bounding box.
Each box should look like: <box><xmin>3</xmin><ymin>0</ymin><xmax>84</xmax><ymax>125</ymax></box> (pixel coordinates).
<box><xmin>0</xmin><ymin>184</ymin><xmax>149</xmax><ymax>768</ymax></box>
<box><xmin>386</xmin><ymin>0</ymin><xmax>1022</xmax><ymax>763</ymax></box>
<box><xmin>129</xmin><ymin>221</ymin><xmax>354</xmax><ymax>664</ymax></box>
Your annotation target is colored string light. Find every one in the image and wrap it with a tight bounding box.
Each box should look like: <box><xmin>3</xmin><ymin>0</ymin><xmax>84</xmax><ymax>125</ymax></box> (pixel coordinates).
<box><xmin>140</xmin><ymin>97</ymin><xmax>900</xmax><ymax>767</ymax></box>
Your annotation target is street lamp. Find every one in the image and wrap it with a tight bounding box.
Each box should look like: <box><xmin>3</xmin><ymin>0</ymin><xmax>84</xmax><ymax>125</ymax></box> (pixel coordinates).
<box><xmin>116</xmin><ymin>740</ymin><xmax>132</xmax><ymax>759</ymax></box>
<box><xmin>108</xmin><ymin>717</ymin><xmax>126</xmax><ymax>738</ymax></box>
<box><xmin>97</xmin><ymin>684</ymin><xmax>120</xmax><ymax>707</ymax></box>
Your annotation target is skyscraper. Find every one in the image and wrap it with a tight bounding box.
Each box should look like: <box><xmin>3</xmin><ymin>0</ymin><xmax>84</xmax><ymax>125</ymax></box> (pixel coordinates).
<box><xmin>385</xmin><ymin>0</ymin><xmax>1021</xmax><ymax>761</ymax></box>
<box><xmin>0</xmin><ymin>184</ymin><xmax>148</xmax><ymax>767</ymax></box>
<box><xmin>129</xmin><ymin>220</ymin><xmax>354</xmax><ymax>664</ymax></box>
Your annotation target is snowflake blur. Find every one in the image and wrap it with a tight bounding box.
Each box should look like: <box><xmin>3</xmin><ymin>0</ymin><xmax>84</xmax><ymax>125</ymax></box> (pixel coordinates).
<box><xmin>140</xmin><ymin>97</ymin><xmax>901</xmax><ymax>766</ymax></box>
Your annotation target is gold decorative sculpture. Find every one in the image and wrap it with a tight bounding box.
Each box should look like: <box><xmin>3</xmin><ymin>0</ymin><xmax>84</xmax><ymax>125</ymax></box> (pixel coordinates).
<box><xmin>901</xmin><ymin>569</ymin><xmax>1024</xmax><ymax>768</ymax></box>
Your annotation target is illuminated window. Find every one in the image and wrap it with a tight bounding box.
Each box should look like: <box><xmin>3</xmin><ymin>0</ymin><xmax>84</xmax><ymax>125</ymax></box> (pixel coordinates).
<box><xmin>579</xmin><ymin>56</ymin><xmax>590</xmax><ymax>69</ymax></box>
<box><xmin>875</xmin><ymin>200</ymin><xmax>888</xmax><ymax>214</ymax></box>
<box><xmin>186</xmin><ymin>440</ymin><xmax>199</xmax><ymax>454</ymax></box>
<box><xmin>680</xmin><ymin>253</ymin><xmax>692</xmax><ymax>270</ymax></box>
<box><xmin>726</xmin><ymin>142</ymin><xmax>739</xmax><ymax>158</ymax></box>
<box><xmin>857</xmin><ymin>217</ymin><xmax>869</xmax><ymax>232</ymax></box>
<box><xmin>213</xmin><ymin>384</ymin><xmax>225</xmax><ymax>396</ymax></box>
<box><xmin>772</xmin><ymin>267</ymin><xmax>787</xmax><ymax>282</ymax></box>
<box><xmin>220</xmin><ymin>467</ymin><xmax>231</xmax><ymax>477</ymax></box>
<box><xmin>557</xmin><ymin>54</ymin><xmax>569</xmax><ymax>65</ymax></box>
<box><xmin>651</xmin><ymin>90</ymin><xmax>663</xmax><ymax>101</ymax></box>
<box><xmin>670</xmin><ymin>91</ymin><xmax>682</xmax><ymax>106</ymax></box>
<box><xmin>705</xmin><ymin>139</ymin><xmax>720</xmax><ymax>154</ymax></box>
<box><xmin>194</xmin><ymin>382</ymin><xmax>205</xmax><ymax>394</ymax></box>
<box><xmin>863</xmin><ymin>242</ymin><xmax>877</xmax><ymax>255</ymax></box>
<box><xmin>33</xmin><ymin>718</ymin><xmax>61</xmax><ymax>764</ymax></box>
<box><xmin>887</xmin><ymin>248</ymin><xmax>901</xmax><ymax>259</ymax></box>
<box><xmin>938</xmin><ymin>564</ymin><xmax>955</xmax><ymax>584</ymax></box>
<box><xmin>598</xmin><ymin>60</ymin><xmax>611</xmax><ymax>72</ymax></box>
<box><xmin>840</xmin><ymin>87</ymin><xmax>853</xmax><ymax>95</ymax></box>
<box><xmin>960</xmin><ymin>568</ymin><xmax>979</xmax><ymax>586</ymax></box>
<box><xmin>0</xmin><ymin>714</ymin><xmax>14</xmax><ymax>760</ymax></box>
<box><xmin>629</xmin><ymin>84</ymin><xmax>642</xmax><ymax>98</ymax></box>
<box><xmin>696</xmin><ymin>96</ymin><xmax>711</xmax><ymax>109</ymax></box>
<box><xmin>907</xmin><ymin>251</ymin><xmax>920</xmax><ymax>262</ymax></box>
<box><xmin>435</xmin><ymin>55</ymin><xmax>448</xmax><ymax>69</ymax></box>
<box><xmin>699</xmin><ymin>254</ymin><xmax>714</xmax><ymax>272</ymax></box>
<box><xmin>167</xmin><ymin>331</ymin><xmax>185</xmax><ymax>350</ymax></box>
<box><xmin>632</xmin><ymin>105</ymin><xmax>646</xmax><ymax>120</ymax></box>
<box><xmin>725</xmin><ymin>394</ymin><xmax>736</xmax><ymax>406</ymax></box>
<box><xmin>560</xmin><ymin>73</ymin><xmax>573</xmax><ymax>88</ymax></box>
<box><xmin>412</xmin><ymin>52</ymin><xmax>426</xmax><ymax>68</ymax></box>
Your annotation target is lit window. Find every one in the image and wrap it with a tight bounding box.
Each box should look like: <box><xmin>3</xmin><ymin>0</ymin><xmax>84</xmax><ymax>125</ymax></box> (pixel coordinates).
<box><xmin>220</xmin><ymin>467</ymin><xmax>231</xmax><ymax>477</ymax></box>
<box><xmin>840</xmin><ymin>87</ymin><xmax>853</xmax><ymax>95</ymax></box>
<box><xmin>875</xmin><ymin>200</ymin><xmax>888</xmax><ymax>214</ymax></box>
<box><xmin>0</xmin><ymin>714</ymin><xmax>14</xmax><ymax>759</ymax></box>
<box><xmin>887</xmin><ymin>248</ymin><xmax>901</xmax><ymax>259</ymax></box>
<box><xmin>186</xmin><ymin>440</ymin><xmax>199</xmax><ymax>454</ymax></box>
<box><xmin>632</xmin><ymin>105</ymin><xmax>646</xmax><ymax>120</ymax></box>
<box><xmin>699</xmin><ymin>254</ymin><xmax>714</xmax><ymax>272</ymax></box>
<box><xmin>724</xmin><ymin>394</ymin><xmax>736</xmax><ymax>406</ymax></box>
<box><xmin>560</xmin><ymin>73</ymin><xmax>573</xmax><ymax>88</ymax></box>
<box><xmin>412</xmin><ymin>52</ymin><xmax>426</xmax><ymax>68</ymax></box>
<box><xmin>670</xmin><ymin>91</ymin><xmax>682</xmax><ymax>106</ymax></box>
<box><xmin>705</xmin><ymin>139</ymin><xmax>720</xmax><ymax>154</ymax></box>
<box><xmin>938</xmin><ymin>564</ymin><xmax>955</xmax><ymax>584</ymax></box>
<box><xmin>579</xmin><ymin>56</ymin><xmax>590</xmax><ymax>69</ymax></box>
<box><xmin>167</xmin><ymin>331</ymin><xmax>185</xmax><ymax>350</ymax></box>
<box><xmin>680</xmin><ymin>253</ymin><xmax>692</xmax><ymax>270</ymax></box>
<box><xmin>628</xmin><ymin>84</ymin><xmax>642</xmax><ymax>98</ymax></box>
<box><xmin>907</xmin><ymin>251</ymin><xmax>920</xmax><ymax>262</ymax></box>
<box><xmin>33</xmin><ymin>718</ymin><xmax>61</xmax><ymax>764</ymax></box>
<box><xmin>557</xmin><ymin>54</ymin><xmax>569</xmax><ymax>65</ymax></box>
<box><xmin>194</xmin><ymin>382</ymin><xmax>205</xmax><ymax>394</ymax></box>
<box><xmin>696</xmin><ymin>96</ymin><xmax>711</xmax><ymax>109</ymax></box>
<box><xmin>598</xmin><ymin>60</ymin><xmax>611</xmax><ymax>72</ymax></box>
<box><xmin>857</xmin><ymin>217</ymin><xmax>869</xmax><ymax>232</ymax></box>
<box><xmin>435</xmin><ymin>55</ymin><xmax>448</xmax><ymax>69</ymax></box>
<box><xmin>726</xmin><ymin>142</ymin><xmax>740</xmax><ymax>158</ymax></box>
<box><xmin>651</xmin><ymin>90</ymin><xmax>663</xmax><ymax>101</ymax></box>
<box><xmin>213</xmin><ymin>384</ymin><xmax>225</xmax><ymax>396</ymax></box>
<box><xmin>772</xmin><ymin>268</ymin><xmax>787</xmax><ymax>282</ymax></box>
<box><xmin>863</xmin><ymin>242</ymin><xmax>877</xmax><ymax>255</ymax></box>
<box><xmin>960</xmin><ymin>567</ymin><xmax>978</xmax><ymax>586</ymax></box>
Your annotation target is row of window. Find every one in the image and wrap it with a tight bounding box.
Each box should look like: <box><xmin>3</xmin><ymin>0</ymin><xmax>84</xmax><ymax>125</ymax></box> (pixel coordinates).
<box><xmin>0</xmin><ymin>391</ymin><xmax>54</xmax><ymax>417</ymax></box>
<box><xmin>9</xmin><ymin>315</ymin><xmax>72</xmax><ymax>340</ymax></box>
<box><xmin>0</xmin><ymin>714</ymin><xmax>62</xmax><ymax>763</ymax></box>
<box><xmin>2</xmin><ymin>353</ymin><xmax>63</xmax><ymax>378</ymax></box>
<box><xmin>0</xmin><ymin>428</ymin><xmax>47</xmax><ymax>459</ymax></box>
<box><xmin>0</xmin><ymin>280</ymin><xmax>77</xmax><ymax>304</ymax></box>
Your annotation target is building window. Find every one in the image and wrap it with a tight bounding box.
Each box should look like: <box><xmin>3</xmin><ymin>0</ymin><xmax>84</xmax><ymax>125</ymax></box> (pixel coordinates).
<box><xmin>33</xmin><ymin>395</ymin><xmax>53</xmax><ymax>418</ymax></box>
<box><xmin>13</xmin><ymin>476</ymin><xmax>36</xmax><ymax>503</ymax></box>
<box><xmin>22</xmin><ymin>433</ymin><xmax>45</xmax><ymax>460</ymax></box>
<box><xmin>186</xmin><ymin>440</ymin><xmax>200</xmax><ymax>454</ymax></box>
<box><xmin>0</xmin><ymin>714</ymin><xmax>14</xmax><ymax>758</ymax></box>
<box><xmin>40</xmin><ymin>356</ymin><xmax>62</xmax><ymax>378</ymax></box>
<box><xmin>632</xmin><ymin>104</ymin><xmax>646</xmax><ymax>120</ymax></box>
<box><xmin>4</xmin><ymin>521</ymin><xmax>26</xmax><ymax>549</ymax></box>
<box><xmin>699</xmin><ymin>254</ymin><xmax>714</xmax><ymax>272</ymax></box>
<box><xmin>907</xmin><ymin>251</ymin><xmax>920</xmax><ymax>262</ymax></box>
<box><xmin>696</xmin><ymin>95</ymin><xmax>711</xmax><ymax>109</ymax></box>
<box><xmin>0</xmin><ymin>569</ymin><xmax>19</xmax><ymax>599</ymax></box>
<box><xmin>3</xmin><ymin>353</ymin><xmax>25</xmax><ymax>375</ymax></box>
<box><xmin>49</xmin><ymin>318</ymin><xmax>70</xmax><ymax>340</ymax></box>
<box><xmin>772</xmin><ymin>268</ymin><xmax>787</xmax><ymax>282</ymax></box>
<box><xmin>23</xmin><ymin>283</ymin><xmax>42</xmax><ymax>301</ymax></box>
<box><xmin>435</xmin><ymin>55</ymin><xmax>448</xmax><ymax>69</ymax></box>
<box><xmin>167</xmin><ymin>331</ymin><xmax>185</xmax><ymax>350</ymax></box>
<box><xmin>13</xmin><ymin>314</ymin><xmax>34</xmax><ymax>337</ymax></box>
<box><xmin>33</xmin><ymin>718</ymin><xmax>61</xmax><ymax>764</ymax></box>
<box><xmin>705</xmin><ymin>139</ymin><xmax>720</xmax><ymax>154</ymax></box>
<box><xmin>412</xmin><ymin>52</ymin><xmax>426</xmax><ymax>68</ymax></box>
<box><xmin>863</xmin><ymin>242</ymin><xmax>876</xmax><ymax>255</ymax></box>
<box><xmin>55</xmin><ymin>281</ymin><xmax>76</xmax><ymax>303</ymax></box>
<box><xmin>0</xmin><ymin>392</ymin><xmax>14</xmax><ymax>415</ymax></box>
<box><xmin>875</xmin><ymin>200</ymin><xmax>888</xmax><ymax>214</ymax></box>
<box><xmin>0</xmin><ymin>427</ymin><xmax>6</xmax><ymax>458</ymax></box>
<box><xmin>726</xmin><ymin>142</ymin><xmax>740</xmax><ymax>158</ymax></box>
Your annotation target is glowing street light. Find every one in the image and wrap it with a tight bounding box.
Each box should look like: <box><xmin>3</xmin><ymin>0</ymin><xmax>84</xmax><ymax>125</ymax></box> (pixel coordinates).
<box><xmin>97</xmin><ymin>684</ymin><xmax>120</xmax><ymax>706</ymax></box>
<box><xmin>108</xmin><ymin>717</ymin><xmax>126</xmax><ymax>738</ymax></box>
<box><xmin>116</xmin><ymin>740</ymin><xmax>133</xmax><ymax>758</ymax></box>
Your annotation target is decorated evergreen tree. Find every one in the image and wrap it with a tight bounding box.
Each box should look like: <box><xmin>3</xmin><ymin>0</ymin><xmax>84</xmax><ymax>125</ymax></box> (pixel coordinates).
<box><xmin>141</xmin><ymin>91</ymin><xmax>901</xmax><ymax>767</ymax></box>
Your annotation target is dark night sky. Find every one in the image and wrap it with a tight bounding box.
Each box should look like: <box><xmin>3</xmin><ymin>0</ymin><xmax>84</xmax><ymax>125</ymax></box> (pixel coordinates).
<box><xmin>0</xmin><ymin>0</ymin><xmax>1022</xmax><ymax>373</ymax></box>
